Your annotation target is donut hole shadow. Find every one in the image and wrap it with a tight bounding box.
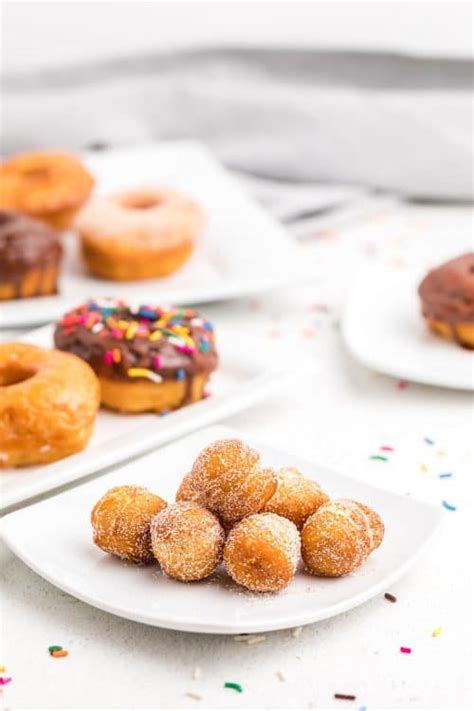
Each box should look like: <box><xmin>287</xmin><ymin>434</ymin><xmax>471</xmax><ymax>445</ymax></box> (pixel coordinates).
<box><xmin>0</xmin><ymin>365</ymin><xmax>36</xmax><ymax>387</ymax></box>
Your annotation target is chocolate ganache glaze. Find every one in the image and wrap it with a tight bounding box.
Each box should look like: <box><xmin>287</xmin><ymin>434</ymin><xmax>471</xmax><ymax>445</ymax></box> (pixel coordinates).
<box><xmin>0</xmin><ymin>209</ymin><xmax>62</xmax><ymax>293</ymax></box>
<box><xmin>418</xmin><ymin>253</ymin><xmax>474</xmax><ymax>325</ymax></box>
<box><xmin>54</xmin><ymin>299</ymin><xmax>218</xmax><ymax>399</ymax></box>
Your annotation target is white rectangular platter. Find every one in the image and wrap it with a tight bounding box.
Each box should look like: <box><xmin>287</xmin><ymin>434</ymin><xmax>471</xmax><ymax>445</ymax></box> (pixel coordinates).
<box><xmin>0</xmin><ymin>326</ymin><xmax>298</xmax><ymax>511</ymax></box>
<box><xmin>0</xmin><ymin>426</ymin><xmax>442</xmax><ymax>634</ymax></box>
<box><xmin>0</xmin><ymin>141</ymin><xmax>306</xmax><ymax>328</ymax></box>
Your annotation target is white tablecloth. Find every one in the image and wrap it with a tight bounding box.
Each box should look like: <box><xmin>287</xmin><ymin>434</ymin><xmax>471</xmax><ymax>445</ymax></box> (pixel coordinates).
<box><xmin>1</xmin><ymin>203</ymin><xmax>472</xmax><ymax>709</ymax></box>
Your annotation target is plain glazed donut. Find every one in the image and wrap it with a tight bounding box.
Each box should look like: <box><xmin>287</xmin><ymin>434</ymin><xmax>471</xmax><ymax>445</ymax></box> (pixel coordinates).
<box><xmin>76</xmin><ymin>187</ymin><xmax>204</xmax><ymax>280</ymax></box>
<box><xmin>0</xmin><ymin>342</ymin><xmax>100</xmax><ymax>467</ymax></box>
<box><xmin>0</xmin><ymin>151</ymin><xmax>94</xmax><ymax>229</ymax></box>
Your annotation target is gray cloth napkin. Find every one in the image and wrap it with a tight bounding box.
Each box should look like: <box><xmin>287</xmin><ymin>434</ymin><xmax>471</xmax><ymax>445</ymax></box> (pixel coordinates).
<box><xmin>2</xmin><ymin>48</ymin><xmax>472</xmax><ymax>232</ymax></box>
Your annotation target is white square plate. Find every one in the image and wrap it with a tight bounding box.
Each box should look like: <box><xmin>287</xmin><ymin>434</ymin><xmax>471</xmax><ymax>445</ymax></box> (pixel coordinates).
<box><xmin>342</xmin><ymin>266</ymin><xmax>474</xmax><ymax>390</ymax></box>
<box><xmin>0</xmin><ymin>326</ymin><xmax>299</xmax><ymax>511</ymax></box>
<box><xmin>0</xmin><ymin>141</ymin><xmax>306</xmax><ymax>329</ymax></box>
<box><xmin>0</xmin><ymin>426</ymin><xmax>442</xmax><ymax>634</ymax></box>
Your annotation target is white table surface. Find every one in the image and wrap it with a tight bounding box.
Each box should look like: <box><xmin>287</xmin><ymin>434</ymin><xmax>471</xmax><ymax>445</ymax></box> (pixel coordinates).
<box><xmin>1</xmin><ymin>204</ymin><xmax>472</xmax><ymax>710</ymax></box>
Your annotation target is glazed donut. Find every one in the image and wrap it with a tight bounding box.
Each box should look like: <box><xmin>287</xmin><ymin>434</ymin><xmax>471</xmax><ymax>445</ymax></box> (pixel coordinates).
<box><xmin>261</xmin><ymin>467</ymin><xmax>330</xmax><ymax>529</ymax></box>
<box><xmin>224</xmin><ymin>513</ymin><xmax>300</xmax><ymax>593</ymax></box>
<box><xmin>150</xmin><ymin>502</ymin><xmax>225</xmax><ymax>581</ymax></box>
<box><xmin>301</xmin><ymin>499</ymin><xmax>384</xmax><ymax>577</ymax></box>
<box><xmin>91</xmin><ymin>485</ymin><xmax>167</xmax><ymax>564</ymax></box>
<box><xmin>418</xmin><ymin>252</ymin><xmax>474</xmax><ymax>349</ymax></box>
<box><xmin>0</xmin><ymin>342</ymin><xmax>99</xmax><ymax>467</ymax></box>
<box><xmin>0</xmin><ymin>210</ymin><xmax>62</xmax><ymax>300</ymax></box>
<box><xmin>186</xmin><ymin>438</ymin><xmax>277</xmax><ymax>526</ymax></box>
<box><xmin>53</xmin><ymin>299</ymin><xmax>218</xmax><ymax>413</ymax></box>
<box><xmin>76</xmin><ymin>187</ymin><xmax>204</xmax><ymax>280</ymax></box>
<box><xmin>0</xmin><ymin>151</ymin><xmax>94</xmax><ymax>229</ymax></box>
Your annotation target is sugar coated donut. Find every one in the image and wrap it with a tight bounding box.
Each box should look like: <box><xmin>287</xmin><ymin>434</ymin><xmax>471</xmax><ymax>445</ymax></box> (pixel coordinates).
<box><xmin>261</xmin><ymin>467</ymin><xmax>330</xmax><ymax>529</ymax></box>
<box><xmin>0</xmin><ymin>210</ymin><xmax>62</xmax><ymax>300</ymax></box>
<box><xmin>187</xmin><ymin>438</ymin><xmax>277</xmax><ymax>525</ymax></box>
<box><xmin>224</xmin><ymin>513</ymin><xmax>300</xmax><ymax>593</ymax></box>
<box><xmin>418</xmin><ymin>252</ymin><xmax>474</xmax><ymax>349</ymax></box>
<box><xmin>301</xmin><ymin>499</ymin><xmax>384</xmax><ymax>577</ymax></box>
<box><xmin>0</xmin><ymin>150</ymin><xmax>94</xmax><ymax>229</ymax></box>
<box><xmin>54</xmin><ymin>299</ymin><xmax>218</xmax><ymax>413</ymax></box>
<box><xmin>76</xmin><ymin>187</ymin><xmax>204</xmax><ymax>280</ymax></box>
<box><xmin>0</xmin><ymin>342</ymin><xmax>99</xmax><ymax>467</ymax></box>
<box><xmin>91</xmin><ymin>485</ymin><xmax>167</xmax><ymax>564</ymax></box>
<box><xmin>150</xmin><ymin>502</ymin><xmax>225</xmax><ymax>581</ymax></box>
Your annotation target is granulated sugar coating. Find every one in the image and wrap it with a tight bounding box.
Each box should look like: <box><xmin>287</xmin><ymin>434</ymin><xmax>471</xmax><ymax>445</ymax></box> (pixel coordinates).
<box><xmin>262</xmin><ymin>467</ymin><xmax>330</xmax><ymax>529</ymax></box>
<box><xmin>224</xmin><ymin>513</ymin><xmax>300</xmax><ymax>593</ymax></box>
<box><xmin>188</xmin><ymin>438</ymin><xmax>277</xmax><ymax>525</ymax></box>
<box><xmin>91</xmin><ymin>485</ymin><xmax>167</xmax><ymax>563</ymax></box>
<box><xmin>150</xmin><ymin>502</ymin><xmax>225</xmax><ymax>581</ymax></box>
<box><xmin>301</xmin><ymin>499</ymin><xmax>384</xmax><ymax>577</ymax></box>
<box><xmin>175</xmin><ymin>471</ymin><xmax>208</xmax><ymax>506</ymax></box>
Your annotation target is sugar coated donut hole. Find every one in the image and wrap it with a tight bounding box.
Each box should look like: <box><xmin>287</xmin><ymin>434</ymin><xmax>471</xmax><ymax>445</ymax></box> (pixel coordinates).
<box><xmin>261</xmin><ymin>466</ymin><xmax>330</xmax><ymax>529</ymax></box>
<box><xmin>224</xmin><ymin>513</ymin><xmax>300</xmax><ymax>593</ymax></box>
<box><xmin>151</xmin><ymin>502</ymin><xmax>225</xmax><ymax>582</ymax></box>
<box><xmin>301</xmin><ymin>499</ymin><xmax>384</xmax><ymax>577</ymax></box>
<box><xmin>187</xmin><ymin>438</ymin><xmax>277</xmax><ymax>525</ymax></box>
<box><xmin>91</xmin><ymin>485</ymin><xmax>167</xmax><ymax>564</ymax></box>
<box><xmin>175</xmin><ymin>471</ymin><xmax>208</xmax><ymax>507</ymax></box>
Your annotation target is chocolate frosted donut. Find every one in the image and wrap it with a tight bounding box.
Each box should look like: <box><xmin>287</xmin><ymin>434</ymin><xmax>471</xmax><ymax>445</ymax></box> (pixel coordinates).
<box><xmin>54</xmin><ymin>299</ymin><xmax>218</xmax><ymax>412</ymax></box>
<box><xmin>418</xmin><ymin>252</ymin><xmax>474</xmax><ymax>349</ymax></box>
<box><xmin>0</xmin><ymin>209</ymin><xmax>62</xmax><ymax>300</ymax></box>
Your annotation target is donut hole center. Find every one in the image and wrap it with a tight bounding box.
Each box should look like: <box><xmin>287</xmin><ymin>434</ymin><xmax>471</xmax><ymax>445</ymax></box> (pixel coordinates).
<box><xmin>0</xmin><ymin>365</ymin><xmax>35</xmax><ymax>387</ymax></box>
<box><xmin>21</xmin><ymin>167</ymin><xmax>51</xmax><ymax>182</ymax></box>
<box><xmin>119</xmin><ymin>193</ymin><xmax>161</xmax><ymax>210</ymax></box>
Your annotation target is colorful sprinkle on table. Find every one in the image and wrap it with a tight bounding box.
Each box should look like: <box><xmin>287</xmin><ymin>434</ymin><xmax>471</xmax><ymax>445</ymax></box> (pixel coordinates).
<box><xmin>439</xmin><ymin>473</ymin><xmax>453</xmax><ymax>479</ymax></box>
<box><xmin>384</xmin><ymin>592</ymin><xmax>397</xmax><ymax>603</ymax></box>
<box><xmin>442</xmin><ymin>500</ymin><xmax>457</xmax><ymax>511</ymax></box>
<box><xmin>334</xmin><ymin>693</ymin><xmax>356</xmax><ymax>700</ymax></box>
<box><xmin>400</xmin><ymin>647</ymin><xmax>412</xmax><ymax>654</ymax></box>
<box><xmin>185</xmin><ymin>692</ymin><xmax>202</xmax><ymax>701</ymax></box>
<box><xmin>419</xmin><ymin>464</ymin><xmax>428</xmax><ymax>473</ymax></box>
<box><xmin>424</xmin><ymin>437</ymin><xmax>435</xmax><ymax>445</ymax></box>
<box><xmin>276</xmin><ymin>670</ymin><xmax>286</xmax><ymax>682</ymax></box>
<box><xmin>0</xmin><ymin>667</ymin><xmax>5</xmax><ymax>673</ymax></box>
<box><xmin>48</xmin><ymin>645</ymin><xmax>68</xmax><ymax>658</ymax></box>
<box><xmin>396</xmin><ymin>379</ymin><xmax>408</xmax><ymax>390</ymax></box>
<box><xmin>0</xmin><ymin>678</ymin><xmax>12</xmax><ymax>686</ymax></box>
<box><xmin>380</xmin><ymin>445</ymin><xmax>394</xmax><ymax>452</ymax></box>
<box><xmin>369</xmin><ymin>455</ymin><xmax>388</xmax><ymax>462</ymax></box>
<box><xmin>224</xmin><ymin>682</ymin><xmax>243</xmax><ymax>693</ymax></box>
<box><xmin>432</xmin><ymin>627</ymin><xmax>443</xmax><ymax>637</ymax></box>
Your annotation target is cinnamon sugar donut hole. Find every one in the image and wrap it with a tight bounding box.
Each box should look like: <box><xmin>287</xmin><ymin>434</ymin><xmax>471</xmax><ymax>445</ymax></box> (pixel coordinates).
<box><xmin>187</xmin><ymin>438</ymin><xmax>277</xmax><ymax>526</ymax></box>
<box><xmin>91</xmin><ymin>485</ymin><xmax>167</xmax><ymax>564</ymax></box>
<box><xmin>261</xmin><ymin>467</ymin><xmax>330</xmax><ymax>529</ymax></box>
<box><xmin>76</xmin><ymin>187</ymin><xmax>204</xmax><ymax>281</ymax></box>
<box><xmin>175</xmin><ymin>471</ymin><xmax>208</xmax><ymax>507</ymax></box>
<box><xmin>224</xmin><ymin>513</ymin><xmax>300</xmax><ymax>593</ymax></box>
<box><xmin>150</xmin><ymin>502</ymin><xmax>225</xmax><ymax>582</ymax></box>
<box><xmin>301</xmin><ymin>499</ymin><xmax>384</xmax><ymax>577</ymax></box>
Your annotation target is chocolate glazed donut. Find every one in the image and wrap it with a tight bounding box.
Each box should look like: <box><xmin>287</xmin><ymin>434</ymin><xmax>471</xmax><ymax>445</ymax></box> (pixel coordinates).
<box><xmin>0</xmin><ymin>209</ymin><xmax>62</xmax><ymax>300</ymax></box>
<box><xmin>418</xmin><ymin>252</ymin><xmax>474</xmax><ymax>349</ymax></box>
<box><xmin>54</xmin><ymin>299</ymin><xmax>218</xmax><ymax>413</ymax></box>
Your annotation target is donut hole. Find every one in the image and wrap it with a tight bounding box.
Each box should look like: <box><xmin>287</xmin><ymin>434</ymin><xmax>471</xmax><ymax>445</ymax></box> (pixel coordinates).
<box><xmin>21</xmin><ymin>167</ymin><xmax>51</xmax><ymax>182</ymax></box>
<box><xmin>118</xmin><ymin>192</ymin><xmax>161</xmax><ymax>210</ymax></box>
<box><xmin>0</xmin><ymin>365</ymin><xmax>36</xmax><ymax>387</ymax></box>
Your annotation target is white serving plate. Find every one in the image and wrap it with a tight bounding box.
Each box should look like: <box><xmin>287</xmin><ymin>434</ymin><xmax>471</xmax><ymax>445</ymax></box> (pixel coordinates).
<box><xmin>0</xmin><ymin>141</ymin><xmax>306</xmax><ymax>329</ymax></box>
<box><xmin>0</xmin><ymin>426</ymin><xmax>442</xmax><ymax>634</ymax></box>
<box><xmin>0</xmin><ymin>326</ymin><xmax>301</xmax><ymax>511</ymax></box>
<box><xmin>342</xmin><ymin>266</ymin><xmax>474</xmax><ymax>391</ymax></box>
